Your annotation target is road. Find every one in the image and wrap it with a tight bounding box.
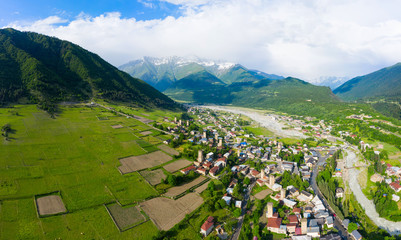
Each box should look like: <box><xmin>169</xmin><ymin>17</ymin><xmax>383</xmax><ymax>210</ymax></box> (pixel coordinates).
<box><xmin>311</xmin><ymin>151</ymin><xmax>350</xmax><ymax>239</ymax></box>
<box><xmin>231</xmin><ymin>182</ymin><xmax>256</xmax><ymax>240</ymax></box>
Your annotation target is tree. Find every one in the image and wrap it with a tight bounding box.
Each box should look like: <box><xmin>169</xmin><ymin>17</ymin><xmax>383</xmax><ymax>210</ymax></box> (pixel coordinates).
<box><xmin>167</xmin><ymin>175</ymin><xmax>177</xmax><ymax>186</ymax></box>
<box><xmin>1</xmin><ymin>123</ymin><xmax>11</xmax><ymax>138</ymax></box>
<box><xmin>208</xmin><ymin>181</ymin><xmax>215</xmax><ymax>191</ymax></box>
<box><xmin>347</xmin><ymin>222</ymin><xmax>358</xmax><ymax>233</ymax></box>
<box><xmin>244</xmin><ymin>177</ymin><xmax>250</xmax><ymax>185</ymax></box>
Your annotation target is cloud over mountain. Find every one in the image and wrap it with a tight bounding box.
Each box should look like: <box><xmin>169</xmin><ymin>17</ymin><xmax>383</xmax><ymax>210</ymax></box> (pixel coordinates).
<box><xmin>7</xmin><ymin>0</ymin><xmax>401</xmax><ymax>82</ymax></box>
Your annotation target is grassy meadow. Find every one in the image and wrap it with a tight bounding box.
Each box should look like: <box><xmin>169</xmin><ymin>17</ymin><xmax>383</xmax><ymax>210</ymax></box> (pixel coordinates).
<box><xmin>0</xmin><ymin>104</ymin><xmax>175</xmax><ymax>239</ymax></box>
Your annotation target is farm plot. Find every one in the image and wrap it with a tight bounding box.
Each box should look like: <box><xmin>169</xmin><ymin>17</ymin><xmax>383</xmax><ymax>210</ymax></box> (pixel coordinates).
<box><xmin>164</xmin><ymin>176</ymin><xmax>207</xmax><ymax>198</ymax></box>
<box><xmin>36</xmin><ymin>194</ymin><xmax>67</xmax><ymax>216</ymax></box>
<box><xmin>139</xmin><ymin>169</ymin><xmax>166</xmax><ymax>185</ymax></box>
<box><xmin>118</xmin><ymin>151</ymin><xmax>172</xmax><ymax>174</ymax></box>
<box><xmin>254</xmin><ymin>189</ymin><xmax>273</xmax><ymax>200</ymax></box>
<box><xmin>111</xmin><ymin>124</ymin><xmax>124</xmax><ymax>129</ymax></box>
<box><xmin>106</xmin><ymin>203</ymin><xmax>145</xmax><ymax>231</ymax></box>
<box><xmin>163</xmin><ymin>159</ymin><xmax>192</xmax><ymax>173</ymax></box>
<box><xmin>140</xmin><ymin>131</ymin><xmax>153</xmax><ymax>136</ymax></box>
<box><xmin>194</xmin><ymin>182</ymin><xmax>209</xmax><ymax>194</ymax></box>
<box><xmin>140</xmin><ymin>193</ymin><xmax>203</xmax><ymax>230</ymax></box>
<box><xmin>157</xmin><ymin>144</ymin><xmax>179</xmax><ymax>156</ymax></box>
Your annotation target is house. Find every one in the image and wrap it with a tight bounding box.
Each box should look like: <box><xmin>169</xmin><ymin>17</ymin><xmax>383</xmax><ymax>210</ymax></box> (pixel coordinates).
<box><xmin>336</xmin><ymin>188</ymin><xmax>344</xmax><ymax>198</ymax></box>
<box><xmin>267</xmin><ymin>218</ymin><xmax>282</xmax><ymax>233</ymax></box>
<box><xmin>288</xmin><ymin>215</ymin><xmax>299</xmax><ymax>224</ymax></box>
<box><xmin>200</xmin><ymin>216</ymin><xmax>214</xmax><ymax>237</ymax></box>
<box><xmin>196</xmin><ymin>167</ymin><xmax>208</xmax><ymax>176</ymax></box>
<box><xmin>325</xmin><ymin>216</ymin><xmax>334</xmax><ymax>228</ymax></box>
<box><xmin>297</xmin><ymin>191</ymin><xmax>313</xmax><ymax>202</ymax></box>
<box><xmin>288</xmin><ymin>187</ymin><xmax>300</xmax><ymax>197</ymax></box>
<box><xmin>222</xmin><ymin>195</ymin><xmax>232</xmax><ymax>205</ymax></box>
<box><xmin>390</xmin><ymin>181</ymin><xmax>401</xmax><ymax>192</ymax></box>
<box><xmin>271</xmin><ymin>183</ymin><xmax>282</xmax><ymax>191</ymax></box>
<box><xmin>351</xmin><ymin>230</ymin><xmax>363</xmax><ymax>240</ymax></box>
<box><xmin>293</xmin><ymin>207</ymin><xmax>302</xmax><ymax>215</ymax></box>
<box><xmin>235</xmin><ymin>201</ymin><xmax>242</xmax><ymax>208</ymax></box>
<box><xmin>180</xmin><ymin>165</ymin><xmax>196</xmax><ymax>175</ymax></box>
<box><xmin>283</xmin><ymin>198</ymin><xmax>297</xmax><ymax>208</ymax></box>
<box><xmin>287</xmin><ymin>223</ymin><xmax>297</xmax><ymax>234</ymax></box>
<box><xmin>215</xmin><ymin>225</ymin><xmax>228</xmax><ymax>239</ymax></box>
<box><xmin>209</xmin><ymin>166</ymin><xmax>220</xmax><ymax>177</ymax></box>
<box><xmin>393</xmin><ymin>194</ymin><xmax>400</xmax><ymax>202</ymax></box>
<box><xmin>250</xmin><ymin>169</ymin><xmax>260</xmax><ymax>178</ymax></box>
<box><xmin>291</xmin><ymin>236</ymin><xmax>312</xmax><ymax>240</ymax></box>
<box><xmin>320</xmin><ymin>233</ymin><xmax>342</xmax><ymax>240</ymax></box>
<box><xmin>307</xmin><ymin>226</ymin><xmax>320</xmax><ymax>238</ymax></box>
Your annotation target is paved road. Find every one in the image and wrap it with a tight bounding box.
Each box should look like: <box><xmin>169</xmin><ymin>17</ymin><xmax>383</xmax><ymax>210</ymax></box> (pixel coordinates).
<box><xmin>311</xmin><ymin>151</ymin><xmax>350</xmax><ymax>239</ymax></box>
<box><xmin>231</xmin><ymin>182</ymin><xmax>256</xmax><ymax>240</ymax></box>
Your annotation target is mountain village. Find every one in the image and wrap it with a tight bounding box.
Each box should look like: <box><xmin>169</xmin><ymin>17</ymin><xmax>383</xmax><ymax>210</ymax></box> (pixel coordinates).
<box><xmin>153</xmin><ymin>107</ymin><xmax>365</xmax><ymax>240</ymax></box>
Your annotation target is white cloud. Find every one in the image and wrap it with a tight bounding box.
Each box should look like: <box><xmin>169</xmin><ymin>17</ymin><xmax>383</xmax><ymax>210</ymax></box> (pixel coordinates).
<box><xmin>6</xmin><ymin>0</ymin><xmax>401</xmax><ymax>82</ymax></box>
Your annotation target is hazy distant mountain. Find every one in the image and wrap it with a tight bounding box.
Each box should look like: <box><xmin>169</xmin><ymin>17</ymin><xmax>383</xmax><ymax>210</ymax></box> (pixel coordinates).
<box><xmin>334</xmin><ymin>63</ymin><xmax>401</xmax><ymax>101</ymax></box>
<box><xmin>0</xmin><ymin>28</ymin><xmax>179</xmax><ymax>110</ymax></box>
<box><xmin>314</xmin><ymin>76</ymin><xmax>349</xmax><ymax>90</ymax></box>
<box><xmin>119</xmin><ymin>56</ymin><xmax>283</xmax><ymax>91</ymax></box>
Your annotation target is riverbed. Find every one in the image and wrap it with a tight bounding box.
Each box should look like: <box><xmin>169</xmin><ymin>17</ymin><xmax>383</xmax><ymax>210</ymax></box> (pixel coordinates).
<box><xmin>202</xmin><ymin>105</ymin><xmax>306</xmax><ymax>139</ymax></box>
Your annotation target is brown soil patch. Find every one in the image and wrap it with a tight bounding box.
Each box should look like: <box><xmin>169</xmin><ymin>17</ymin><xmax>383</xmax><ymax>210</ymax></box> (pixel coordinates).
<box><xmin>106</xmin><ymin>204</ymin><xmax>145</xmax><ymax>231</ymax></box>
<box><xmin>194</xmin><ymin>181</ymin><xmax>209</xmax><ymax>194</ymax></box>
<box><xmin>140</xmin><ymin>131</ymin><xmax>153</xmax><ymax>136</ymax></box>
<box><xmin>118</xmin><ymin>151</ymin><xmax>172</xmax><ymax>174</ymax></box>
<box><xmin>164</xmin><ymin>176</ymin><xmax>207</xmax><ymax>198</ymax></box>
<box><xmin>140</xmin><ymin>169</ymin><xmax>166</xmax><ymax>185</ymax></box>
<box><xmin>254</xmin><ymin>189</ymin><xmax>273</xmax><ymax>200</ymax></box>
<box><xmin>111</xmin><ymin>124</ymin><xmax>124</xmax><ymax>129</ymax></box>
<box><xmin>140</xmin><ymin>193</ymin><xmax>203</xmax><ymax>230</ymax></box>
<box><xmin>36</xmin><ymin>195</ymin><xmax>67</xmax><ymax>216</ymax></box>
<box><xmin>157</xmin><ymin>144</ymin><xmax>180</xmax><ymax>156</ymax></box>
<box><xmin>132</xmin><ymin>115</ymin><xmax>153</xmax><ymax>124</ymax></box>
<box><xmin>163</xmin><ymin>159</ymin><xmax>192</xmax><ymax>172</ymax></box>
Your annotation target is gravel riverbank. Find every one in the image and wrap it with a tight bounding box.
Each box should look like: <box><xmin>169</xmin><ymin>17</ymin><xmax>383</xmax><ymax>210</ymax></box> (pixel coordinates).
<box><xmin>202</xmin><ymin>106</ymin><xmax>306</xmax><ymax>139</ymax></box>
<box><xmin>345</xmin><ymin>150</ymin><xmax>401</xmax><ymax>235</ymax></box>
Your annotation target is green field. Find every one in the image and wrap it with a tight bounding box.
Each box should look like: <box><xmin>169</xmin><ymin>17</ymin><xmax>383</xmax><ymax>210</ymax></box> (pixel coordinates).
<box><xmin>0</xmin><ymin>104</ymin><xmax>173</xmax><ymax>239</ymax></box>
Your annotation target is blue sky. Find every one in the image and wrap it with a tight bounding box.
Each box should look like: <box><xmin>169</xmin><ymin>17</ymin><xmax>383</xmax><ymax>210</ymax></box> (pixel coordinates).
<box><xmin>0</xmin><ymin>0</ymin><xmax>181</xmax><ymax>25</ymax></box>
<box><xmin>3</xmin><ymin>0</ymin><xmax>401</xmax><ymax>83</ymax></box>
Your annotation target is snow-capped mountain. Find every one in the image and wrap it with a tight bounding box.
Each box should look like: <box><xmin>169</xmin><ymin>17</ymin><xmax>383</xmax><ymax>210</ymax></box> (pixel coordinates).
<box><xmin>119</xmin><ymin>56</ymin><xmax>283</xmax><ymax>91</ymax></box>
<box><xmin>312</xmin><ymin>76</ymin><xmax>350</xmax><ymax>90</ymax></box>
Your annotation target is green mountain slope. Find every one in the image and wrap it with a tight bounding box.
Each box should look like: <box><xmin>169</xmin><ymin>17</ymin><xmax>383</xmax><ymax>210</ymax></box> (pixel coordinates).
<box><xmin>0</xmin><ymin>28</ymin><xmax>179</xmax><ymax>110</ymax></box>
<box><xmin>334</xmin><ymin>63</ymin><xmax>401</xmax><ymax>101</ymax></box>
<box><xmin>165</xmin><ymin>76</ymin><xmax>341</xmax><ymax>117</ymax></box>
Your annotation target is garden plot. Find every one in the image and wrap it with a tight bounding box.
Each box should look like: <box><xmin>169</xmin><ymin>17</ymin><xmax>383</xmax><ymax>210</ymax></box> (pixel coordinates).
<box><xmin>140</xmin><ymin>131</ymin><xmax>153</xmax><ymax>136</ymax></box>
<box><xmin>140</xmin><ymin>193</ymin><xmax>203</xmax><ymax>231</ymax></box>
<box><xmin>111</xmin><ymin>124</ymin><xmax>124</xmax><ymax>129</ymax></box>
<box><xmin>157</xmin><ymin>144</ymin><xmax>179</xmax><ymax>156</ymax></box>
<box><xmin>164</xmin><ymin>176</ymin><xmax>207</xmax><ymax>198</ymax></box>
<box><xmin>254</xmin><ymin>189</ymin><xmax>272</xmax><ymax>200</ymax></box>
<box><xmin>139</xmin><ymin>169</ymin><xmax>166</xmax><ymax>185</ymax></box>
<box><xmin>194</xmin><ymin>182</ymin><xmax>209</xmax><ymax>194</ymax></box>
<box><xmin>36</xmin><ymin>194</ymin><xmax>67</xmax><ymax>216</ymax></box>
<box><xmin>118</xmin><ymin>151</ymin><xmax>172</xmax><ymax>174</ymax></box>
<box><xmin>106</xmin><ymin>203</ymin><xmax>145</xmax><ymax>231</ymax></box>
<box><xmin>163</xmin><ymin>159</ymin><xmax>192</xmax><ymax>173</ymax></box>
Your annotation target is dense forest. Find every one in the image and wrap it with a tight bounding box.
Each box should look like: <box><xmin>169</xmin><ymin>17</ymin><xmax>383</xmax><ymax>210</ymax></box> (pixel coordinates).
<box><xmin>0</xmin><ymin>28</ymin><xmax>181</xmax><ymax>111</ymax></box>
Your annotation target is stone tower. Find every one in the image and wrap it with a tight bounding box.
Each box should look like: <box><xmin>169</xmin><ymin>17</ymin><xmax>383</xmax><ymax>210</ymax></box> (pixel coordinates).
<box><xmin>218</xmin><ymin>138</ymin><xmax>223</xmax><ymax>147</ymax></box>
<box><xmin>198</xmin><ymin>150</ymin><xmax>204</xmax><ymax>162</ymax></box>
<box><xmin>269</xmin><ymin>174</ymin><xmax>275</xmax><ymax>188</ymax></box>
<box><xmin>266</xmin><ymin>202</ymin><xmax>273</xmax><ymax>218</ymax></box>
<box><xmin>203</xmin><ymin>130</ymin><xmax>207</xmax><ymax>139</ymax></box>
<box><xmin>261</xmin><ymin>169</ymin><xmax>265</xmax><ymax>179</ymax></box>
<box><xmin>301</xmin><ymin>218</ymin><xmax>308</xmax><ymax>235</ymax></box>
<box><xmin>280</xmin><ymin>188</ymin><xmax>286</xmax><ymax>200</ymax></box>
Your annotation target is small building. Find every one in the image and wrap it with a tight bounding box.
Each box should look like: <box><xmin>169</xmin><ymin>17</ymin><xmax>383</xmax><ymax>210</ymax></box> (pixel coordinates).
<box><xmin>390</xmin><ymin>181</ymin><xmax>401</xmax><ymax>193</ymax></box>
<box><xmin>200</xmin><ymin>216</ymin><xmax>214</xmax><ymax>237</ymax></box>
<box><xmin>267</xmin><ymin>218</ymin><xmax>282</xmax><ymax>233</ymax></box>
<box><xmin>336</xmin><ymin>188</ymin><xmax>344</xmax><ymax>198</ymax></box>
<box><xmin>351</xmin><ymin>230</ymin><xmax>363</xmax><ymax>240</ymax></box>
<box><xmin>209</xmin><ymin>166</ymin><xmax>220</xmax><ymax>177</ymax></box>
<box><xmin>180</xmin><ymin>165</ymin><xmax>196</xmax><ymax>175</ymax></box>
